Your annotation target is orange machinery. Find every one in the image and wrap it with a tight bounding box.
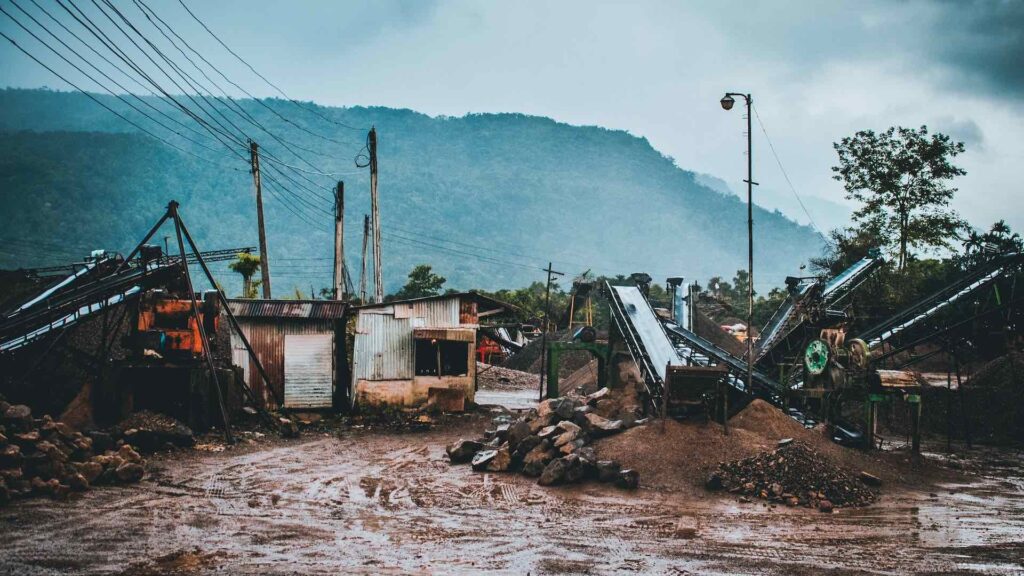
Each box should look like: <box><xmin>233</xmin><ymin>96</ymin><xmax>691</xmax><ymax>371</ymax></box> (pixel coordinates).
<box><xmin>135</xmin><ymin>290</ymin><xmax>219</xmax><ymax>358</ymax></box>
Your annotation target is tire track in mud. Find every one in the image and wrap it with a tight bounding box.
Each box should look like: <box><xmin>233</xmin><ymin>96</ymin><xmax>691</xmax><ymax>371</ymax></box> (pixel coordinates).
<box><xmin>2</xmin><ymin>434</ymin><xmax>1023</xmax><ymax>575</ymax></box>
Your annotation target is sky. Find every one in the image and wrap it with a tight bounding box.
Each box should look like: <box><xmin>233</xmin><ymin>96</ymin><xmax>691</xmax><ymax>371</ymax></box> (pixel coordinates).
<box><xmin>1</xmin><ymin>0</ymin><xmax>1022</xmax><ymax>234</ymax></box>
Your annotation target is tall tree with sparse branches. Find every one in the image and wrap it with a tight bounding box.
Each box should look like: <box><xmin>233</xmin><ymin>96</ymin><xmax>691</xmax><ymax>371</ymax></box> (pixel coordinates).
<box><xmin>832</xmin><ymin>125</ymin><xmax>967</xmax><ymax>270</ymax></box>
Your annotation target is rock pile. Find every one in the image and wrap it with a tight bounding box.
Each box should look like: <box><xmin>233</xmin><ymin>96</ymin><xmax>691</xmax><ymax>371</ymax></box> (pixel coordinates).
<box><xmin>447</xmin><ymin>388</ymin><xmax>643</xmax><ymax>488</ymax></box>
<box><xmin>0</xmin><ymin>400</ymin><xmax>146</xmax><ymax>505</ymax></box>
<box><xmin>706</xmin><ymin>441</ymin><xmax>877</xmax><ymax>511</ymax></box>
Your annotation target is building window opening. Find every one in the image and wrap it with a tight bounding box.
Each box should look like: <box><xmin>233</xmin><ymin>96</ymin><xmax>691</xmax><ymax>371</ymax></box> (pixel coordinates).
<box><xmin>415</xmin><ymin>338</ymin><xmax>470</xmax><ymax>376</ymax></box>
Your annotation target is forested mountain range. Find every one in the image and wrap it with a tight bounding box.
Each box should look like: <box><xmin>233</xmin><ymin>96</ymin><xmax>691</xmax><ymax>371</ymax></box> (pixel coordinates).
<box><xmin>0</xmin><ymin>88</ymin><xmax>823</xmax><ymax>295</ymax></box>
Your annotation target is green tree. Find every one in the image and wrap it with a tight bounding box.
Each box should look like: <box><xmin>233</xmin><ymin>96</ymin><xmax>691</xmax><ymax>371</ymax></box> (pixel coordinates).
<box><xmin>393</xmin><ymin>264</ymin><xmax>447</xmax><ymax>300</ymax></box>
<box><xmin>228</xmin><ymin>253</ymin><xmax>262</xmax><ymax>298</ymax></box>
<box><xmin>832</xmin><ymin>125</ymin><xmax>966</xmax><ymax>270</ymax></box>
<box><xmin>958</xmin><ymin>220</ymin><xmax>1023</xmax><ymax>270</ymax></box>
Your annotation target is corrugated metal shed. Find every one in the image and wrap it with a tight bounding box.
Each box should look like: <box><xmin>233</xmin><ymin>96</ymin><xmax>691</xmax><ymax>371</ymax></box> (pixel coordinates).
<box><xmin>226</xmin><ymin>299</ymin><xmax>346</xmax><ymax>409</ymax></box>
<box><xmin>230</xmin><ymin>319</ymin><xmax>336</xmax><ymax>408</ymax></box>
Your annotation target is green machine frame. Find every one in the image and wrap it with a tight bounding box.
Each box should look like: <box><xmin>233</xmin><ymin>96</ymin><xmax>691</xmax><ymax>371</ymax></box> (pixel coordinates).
<box><xmin>545</xmin><ymin>341</ymin><xmax>611</xmax><ymax>399</ymax></box>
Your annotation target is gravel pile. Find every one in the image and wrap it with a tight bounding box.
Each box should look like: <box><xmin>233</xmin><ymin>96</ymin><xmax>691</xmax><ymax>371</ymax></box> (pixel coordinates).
<box><xmin>476</xmin><ymin>363</ymin><xmax>539</xmax><ymax>391</ymax></box>
<box><xmin>707</xmin><ymin>441</ymin><xmax>878</xmax><ymax>511</ymax></box>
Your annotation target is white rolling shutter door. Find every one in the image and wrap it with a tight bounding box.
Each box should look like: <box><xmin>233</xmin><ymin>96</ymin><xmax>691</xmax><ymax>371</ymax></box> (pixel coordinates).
<box><xmin>284</xmin><ymin>334</ymin><xmax>333</xmax><ymax>409</ymax></box>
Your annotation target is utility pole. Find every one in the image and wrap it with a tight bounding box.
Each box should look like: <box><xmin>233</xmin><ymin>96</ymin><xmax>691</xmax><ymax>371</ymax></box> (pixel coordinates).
<box><xmin>359</xmin><ymin>214</ymin><xmax>370</xmax><ymax>304</ymax></box>
<box><xmin>249</xmin><ymin>140</ymin><xmax>271</xmax><ymax>299</ymax></box>
<box><xmin>539</xmin><ymin>262</ymin><xmax>564</xmax><ymax>400</ymax></box>
<box><xmin>720</xmin><ymin>92</ymin><xmax>756</xmax><ymax>397</ymax></box>
<box><xmin>368</xmin><ymin>127</ymin><xmax>383</xmax><ymax>303</ymax></box>
<box><xmin>333</xmin><ymin>181</ymin><xmax>345</xmax><ymax>300</ymax></box>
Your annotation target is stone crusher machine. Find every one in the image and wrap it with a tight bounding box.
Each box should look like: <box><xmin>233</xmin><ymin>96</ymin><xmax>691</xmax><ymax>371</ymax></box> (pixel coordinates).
<box><xmin>765</xmin><ymin>251</ymin><xmax>1023</xmax><ymax>451</ymax></box>
<box><xmin>0</xmin><ymin>201</ymin><xmax>281</xmax><ymax>442</ymax></box>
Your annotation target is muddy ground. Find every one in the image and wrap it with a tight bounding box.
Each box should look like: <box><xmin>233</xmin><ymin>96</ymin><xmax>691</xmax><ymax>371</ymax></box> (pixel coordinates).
<box><xmin>1</xmin><ymin>409</ymin><xmax>1022</xmax><ymax>576</ymax></box>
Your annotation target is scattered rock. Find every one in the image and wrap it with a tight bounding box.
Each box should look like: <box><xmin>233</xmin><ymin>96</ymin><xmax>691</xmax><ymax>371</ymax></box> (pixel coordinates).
<box><xmin>616</xmin><ymin>469</ymin><xmax>640</xmax><ymax>489</ymax></box>
<box><xmin>818</xmin><ymin>499</ymin><xmax>834</xmax><ymax>513</ymax></box>
<box><xmin>278</xmin><ymin>418</ymin><xmax>300</xmax><ymax>438</ymax></box>
<box><xmin>446</xmin><ymin>439</ymin><xmax>484</xmax><ymax>464</ymax></box>
<box><xmin>597</xmin><ymin>460</ymin><xmax>622</xmax><ymax>483</ymax></box>
<box><xmin>859</xmin><ymin>471</ymin><xmax>882</xmax><ymax>487</ymax></box>
<box><xmin>115</xmin><ymin>462</ymin><xmax>145</xmax><ymax>483</ymax></box>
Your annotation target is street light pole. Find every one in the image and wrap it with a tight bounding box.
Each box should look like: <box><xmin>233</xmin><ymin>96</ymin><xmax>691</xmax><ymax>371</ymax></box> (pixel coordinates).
<box><xmin>721</xmin><ymin>92</ymin><xmax>756</xmax><ymax>398</ymax></box>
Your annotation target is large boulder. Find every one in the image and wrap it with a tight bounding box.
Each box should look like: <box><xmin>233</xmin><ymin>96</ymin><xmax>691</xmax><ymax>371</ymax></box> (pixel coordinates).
<box><xmin>507</xmin><ymin>420</ymin><xmax>532</xmax><ymax>450</ymax></box>
<box><xmin>446</xmin><ymin>439</ymin><xmax>484</xmax><ymax>464</ymax></box>
<box><xmin>0</xmin><ymin>444</ymin><xmax>22</xmax><ymax>468</ymax></box>
<box><xmin>115</xmin><ymin>462</ymin><xmax>145</xmax><ymax>483</ymax></box>
<box><xmin>521</xmin><ymin>441</ymin><xmax>555</xmax><ymax>477</ymax></box>
<box><xmin>552</xmin><ymin>421</ymin><xmax>582</xmax><ymax>448</ymax></box>
<box><xmin>597</xmin><ymin>460</ymin><xmax>621</xmax><ymax>483</ymax></box>
<box><xmin>584</xmin><ymin>413</ymin><xmax>624</xmax><ymax>437</ymax></box>
<box><xmin>538</xmin><ymin>457</ymin><xmax>571</xmax><ymax>486</ymax></box>
<box><xmin>471</xmin><ymin>448</ymin><xmax>511</xmax><ymax>472</ymax></box>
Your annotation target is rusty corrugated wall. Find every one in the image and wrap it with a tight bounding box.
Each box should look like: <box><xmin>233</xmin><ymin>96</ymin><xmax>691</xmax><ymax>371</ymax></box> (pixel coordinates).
<box><xmin>230</xmin><ymin>318</ymin><xmax>334</xmax><ymax>408</ymax></box>
<box><xmin>352</xmin><ymin>296</ymin><xmax>476</xmax><ymax>384</ymax></box>
<box><xmin>353</xmin><ymin>310</ymin><xmax>414</xmax><ymax>382</ymax></box>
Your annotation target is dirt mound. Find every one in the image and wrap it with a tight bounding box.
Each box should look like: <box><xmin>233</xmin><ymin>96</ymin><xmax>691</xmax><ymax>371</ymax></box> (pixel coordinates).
<box><xmin>728</xmin><ymin>399</ymin><xmax>808</xmax><ymax>441</ymax></box>
<box><xmin>710</xmin><ymin>441</ymin><xmax>877</xmax><ymax>509</ymax></box>
<box><xmin>597</xmin><ymin>395</ymin><xmax>949</xmax><ymax>494</ymax></box>
<box><xmin>594</xmin><ymin>419</ymin><xmax>771</xmax><ymax>493</ymax></box>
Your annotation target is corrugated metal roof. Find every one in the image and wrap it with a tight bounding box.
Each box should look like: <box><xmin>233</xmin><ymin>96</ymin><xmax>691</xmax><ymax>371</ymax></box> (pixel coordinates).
<box><xmin>354</xmin><ymin>292</ymin><xmax>514</xmax><ymax>314</ymax></box>
<box><xmin>227</xmin><ymin>299</ymin><xmax>347</xmax><ymax>319</ymax></box>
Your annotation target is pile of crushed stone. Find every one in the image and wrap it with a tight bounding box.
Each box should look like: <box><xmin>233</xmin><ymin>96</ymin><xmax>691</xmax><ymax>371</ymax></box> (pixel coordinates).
<box><xmin>707</xmin><ymin>441</ymin><xmax>878</xmax><ymax>511</ymax></box>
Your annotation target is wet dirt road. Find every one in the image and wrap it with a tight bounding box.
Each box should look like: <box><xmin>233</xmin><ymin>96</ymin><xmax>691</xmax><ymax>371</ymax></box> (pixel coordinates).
<box><xmin>1</xmin><ymin>421</ymin><xmax>1022</xmax><ymax>575</ymax></box>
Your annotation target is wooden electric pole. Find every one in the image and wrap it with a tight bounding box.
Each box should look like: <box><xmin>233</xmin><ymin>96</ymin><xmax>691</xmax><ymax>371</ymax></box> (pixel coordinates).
<box><xmin>359</xmin><ymin>214</ymin><xmax>370</xmax><ymax>304</ymax></box>
<box><xmin>368</xmin><ymin>127</ymin><xmax>383</xmax><ymax>303</ymax></box>
<box><xmin>539</xmin><ymin>262</ymin><xmax>564</xmax><ymax>400</ymax></box>
<box><xmin>249</xmin><ymin>140</ymin><xmax>271</xmax><ymax>298</ymax></box>
<box><xmin>333</xmin><ymin>181</ymin><xmax>345</xmax><ymax>300</ymax></box>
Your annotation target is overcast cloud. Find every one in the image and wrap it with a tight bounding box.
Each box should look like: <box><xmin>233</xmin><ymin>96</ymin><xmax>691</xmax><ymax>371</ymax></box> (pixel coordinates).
<box><xmin>1</xmin><ymin>0</ymin><xmax>1021</xmax><ymax>232</ymax></box>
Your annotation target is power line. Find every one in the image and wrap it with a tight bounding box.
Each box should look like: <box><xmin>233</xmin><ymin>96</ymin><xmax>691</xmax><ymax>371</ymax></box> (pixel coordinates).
<box><xmin>1</xmin><ymin>1</ymin><xmax>236</xmax><ymax>163</ymax></box>
<box><xmin>22</xmin><ymin>0</ymin><xmax>226</xmax><ymax>149</ymax></box>
<box><xmin>90</xmin><ymin>0</ymin><xmax>250</xmax><ymax>148</ymax></box>
<box><xmin>176</xmin><ymin>0</ymin><xmax>368</xmax><ymax>135</ymax></box>
<box><xmin>56</xmin><ymin>0</ymin><xmax>247</xmax><ymax>157</ymax></box>
<box><xmin>751</xmin><ymin>103</ymin><xmax>833</xmax><ymax>246</ymax></box>
<box><xmin>0</xmin><ymin>27</ymin><xmax>240</xmax><ymax>167</ymax></box>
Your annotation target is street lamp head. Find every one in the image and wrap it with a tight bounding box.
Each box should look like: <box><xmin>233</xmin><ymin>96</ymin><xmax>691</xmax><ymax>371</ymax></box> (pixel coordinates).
<box><xmin>720</xmin><ymin>94</ymin><xmax>735</xmax><ymax>111</ymax></box>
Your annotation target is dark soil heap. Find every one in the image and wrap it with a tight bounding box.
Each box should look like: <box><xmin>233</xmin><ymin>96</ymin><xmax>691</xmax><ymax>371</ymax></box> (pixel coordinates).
<box><xmin>113</xmin><ymin>410</ymin><xmax>196</xmax><ymax>452</ymax></box>
<box><xmin>709</xmin><ymin>441</ymin><xmax>877</xmax><ymax>510</ymax></box>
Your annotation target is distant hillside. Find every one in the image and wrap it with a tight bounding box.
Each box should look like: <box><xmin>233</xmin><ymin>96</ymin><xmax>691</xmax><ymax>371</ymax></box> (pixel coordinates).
<box><xmin>0</xmin><ymin>88</ymin><xmax>823</xmax><ymax>295</ymax></box>
<box><xmin>694</xmin><ymin>173</ymin><xmax>853</xmax><ymax>234</ymax></box>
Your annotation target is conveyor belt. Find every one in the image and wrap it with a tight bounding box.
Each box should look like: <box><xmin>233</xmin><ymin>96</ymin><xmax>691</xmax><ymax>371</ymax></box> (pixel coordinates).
<box><xmin>857</xmin><ymin>253</ymin><xmax>1021</xmax><ymax>350</ymax></box>
<box><xmin>663</xmin><ymin>322</ymin><xmax>783</xmax><ymax>399</ymax></box>
<box><xmin>0</xmin><ymin>262</ymin><xmax>181</xmax><ymax>353</ymax></box>
<box><xmin>606</xmin><ymin>284</ymin><xmax>678</xmax><ymax>404</ymax></box>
